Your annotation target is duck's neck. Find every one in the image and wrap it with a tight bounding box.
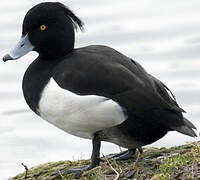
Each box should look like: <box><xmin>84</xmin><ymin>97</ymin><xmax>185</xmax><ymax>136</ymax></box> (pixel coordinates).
<box><xmin>39</xmin><ymin>44</ymin><xmax>74</xmax><ymax>61</ymax></box>
<box><xmin>22</xmin><ymin>58</ymin><xmax>60</xmax><ymax>114</ymax></box>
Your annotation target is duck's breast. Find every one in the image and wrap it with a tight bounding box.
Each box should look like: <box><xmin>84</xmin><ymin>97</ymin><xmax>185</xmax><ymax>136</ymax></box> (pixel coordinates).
<box><xmin>38</xmin><ymin>78</ymin><xmax>127</xmax><ymax>139</ymax></box>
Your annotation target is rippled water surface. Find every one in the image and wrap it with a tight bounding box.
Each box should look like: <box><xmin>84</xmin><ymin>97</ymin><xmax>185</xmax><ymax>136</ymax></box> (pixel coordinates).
<box><xmin>0</xmin><ymin>0</ymin><xmax>200</xmax><ymax>179</ymax></box>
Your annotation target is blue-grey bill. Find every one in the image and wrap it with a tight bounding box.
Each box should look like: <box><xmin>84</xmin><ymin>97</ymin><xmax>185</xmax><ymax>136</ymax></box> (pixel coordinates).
<box><xmin>3</xmin><ymin>34</ymin><xmax>34</xmax><ymax>62</ymax></box>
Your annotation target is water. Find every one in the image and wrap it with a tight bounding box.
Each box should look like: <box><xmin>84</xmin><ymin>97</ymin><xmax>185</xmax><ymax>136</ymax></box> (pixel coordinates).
<box><xmin>0</xmin><ymin>0</ymin><xmax>200</xmax><ymax>179</ymax></box>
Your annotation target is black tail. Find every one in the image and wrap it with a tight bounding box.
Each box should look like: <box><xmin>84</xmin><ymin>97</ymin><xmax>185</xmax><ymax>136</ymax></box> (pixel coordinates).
<box><xmin>159</xmin><ymin>110</ymin><xmax>197</xmax><ymax>137</ymax></box>
<box><xmin>170</xmin><ymin>117</ymin><xmax>197</xmax><ymax>137</ymax></box>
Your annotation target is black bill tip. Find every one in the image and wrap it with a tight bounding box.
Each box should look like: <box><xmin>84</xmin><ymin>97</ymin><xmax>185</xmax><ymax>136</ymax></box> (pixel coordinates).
<box><xmin>3</xmin><ymin>54</ymin><xmax>14</xmax><ymax>62</ymax></box>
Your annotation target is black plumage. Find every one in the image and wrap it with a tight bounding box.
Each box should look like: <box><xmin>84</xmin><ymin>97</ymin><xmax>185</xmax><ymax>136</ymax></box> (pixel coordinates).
<box><xmin>3</xmin><ymin>2</ymin><xmax>197</xmax><ymax>178</ymax></box>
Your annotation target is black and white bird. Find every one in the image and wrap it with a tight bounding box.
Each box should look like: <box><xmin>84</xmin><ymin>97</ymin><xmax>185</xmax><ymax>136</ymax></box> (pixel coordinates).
<box><xmin>3</xmin><ymin>2</ymin><xmax>197</xmax><ymax>178</ymax></box>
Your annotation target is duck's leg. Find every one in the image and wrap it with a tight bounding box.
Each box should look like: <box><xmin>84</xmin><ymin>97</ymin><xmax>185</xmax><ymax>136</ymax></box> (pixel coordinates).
<box><xmin>52</xmin><ymin>133</ymin><xmax>101</xmax><ymax>178</ymax></box>
<box><xmin>103</xmin><ymin>147</ymin><xmax>143</xmax><ymax>161</ymax></box>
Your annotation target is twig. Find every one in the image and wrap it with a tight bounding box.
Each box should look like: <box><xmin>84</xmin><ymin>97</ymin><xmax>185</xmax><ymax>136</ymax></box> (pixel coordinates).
<box><xmin>133</xmin><ymin>149</ymin><xmax>141</xmax><ymax>166</ymax></box>
<box><xmin>102</xmin><ymin>154</ymin><xmax>120</xmax><ymax>180</ymax></box>
<box><xmin>130</xmin><ymin>149</ymin><xmax>141</xmax><ymax>180</ymax></box>
<box><xmin>21</xmin><ymin>163</ymin><xmax>28</xmax><ymax>180</ymax></box>
<box><xmin>58</xmin><ymin>170</ymin><xmax>65</xmax><ymax>180</ymax></box>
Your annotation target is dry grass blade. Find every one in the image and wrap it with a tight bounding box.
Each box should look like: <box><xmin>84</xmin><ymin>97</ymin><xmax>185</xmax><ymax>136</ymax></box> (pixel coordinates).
<box><xmin>134</xmin><ymin>149</ymin><xmax>141</xmax><ymax>166</ymax></box>
<box><xmin>58</xmin><ymin>170</ymin><xmax>65</xmax><ymax>180</ymax></box>
<box><xmin>102</xmin><ymin>154</ymin><xmax>120</xmax><ymax>180</ymax></box>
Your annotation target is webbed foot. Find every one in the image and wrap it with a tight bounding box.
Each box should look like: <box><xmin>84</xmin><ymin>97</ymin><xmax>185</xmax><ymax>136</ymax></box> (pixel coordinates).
<box><xmin>103</xmin><ymin>147</ymin><xmax>143</xmax><ymax>161</ymax></box>
<box><xmin>52</xmin><ymin>133</ymin><xmax>101</xmax><ymax>179</ymax></box>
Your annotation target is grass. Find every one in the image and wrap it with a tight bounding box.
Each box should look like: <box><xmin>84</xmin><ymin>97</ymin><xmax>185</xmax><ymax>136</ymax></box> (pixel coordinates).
<box><xmin>157</xmin><ymin>153</ymin><xmax>195</xmax><ymax>180</ymax></box>
<box><xmin>9</xmin><ymin>142</ymin><xmax>200</xmax><ymax>180</ymax></box>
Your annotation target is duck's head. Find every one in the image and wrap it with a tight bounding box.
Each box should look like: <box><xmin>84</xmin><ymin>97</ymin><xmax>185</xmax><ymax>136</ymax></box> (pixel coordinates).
<box><xmin>3</xmin><ymin>2</ymin><xmax>83</xmax><ymax>61</ymax></box>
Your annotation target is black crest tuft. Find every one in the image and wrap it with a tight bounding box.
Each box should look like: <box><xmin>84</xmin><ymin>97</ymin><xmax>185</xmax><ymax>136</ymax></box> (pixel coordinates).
<box><xmin>58</xmin><ymin>2</ymin><xmax>84</xmax><ymax>32</ymax></box>
<box><xmin>22</xmin><ymin>2</ymin><xmax>84</xmax><ymax>35</ymax></box>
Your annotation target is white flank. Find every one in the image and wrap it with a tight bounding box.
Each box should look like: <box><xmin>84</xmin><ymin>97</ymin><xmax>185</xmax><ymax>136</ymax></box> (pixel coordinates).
<box><xmin>38</xmin><ymin>78</ymin><xmax>127</xmax><ymax>139</ymax></box>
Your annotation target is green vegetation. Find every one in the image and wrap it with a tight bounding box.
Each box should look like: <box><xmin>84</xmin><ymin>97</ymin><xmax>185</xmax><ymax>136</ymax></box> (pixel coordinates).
<box><xmin>9</xmin><ymin>142</ymin><xmax>200</xmax><ymax>180</ymax></box>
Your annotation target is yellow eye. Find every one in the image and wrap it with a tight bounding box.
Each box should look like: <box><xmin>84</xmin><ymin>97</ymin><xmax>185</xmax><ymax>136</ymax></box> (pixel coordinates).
<box><xmin>40</xmin><ymin>25</ymin><xmax>46</xmax><ymax>31</ymax></box>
